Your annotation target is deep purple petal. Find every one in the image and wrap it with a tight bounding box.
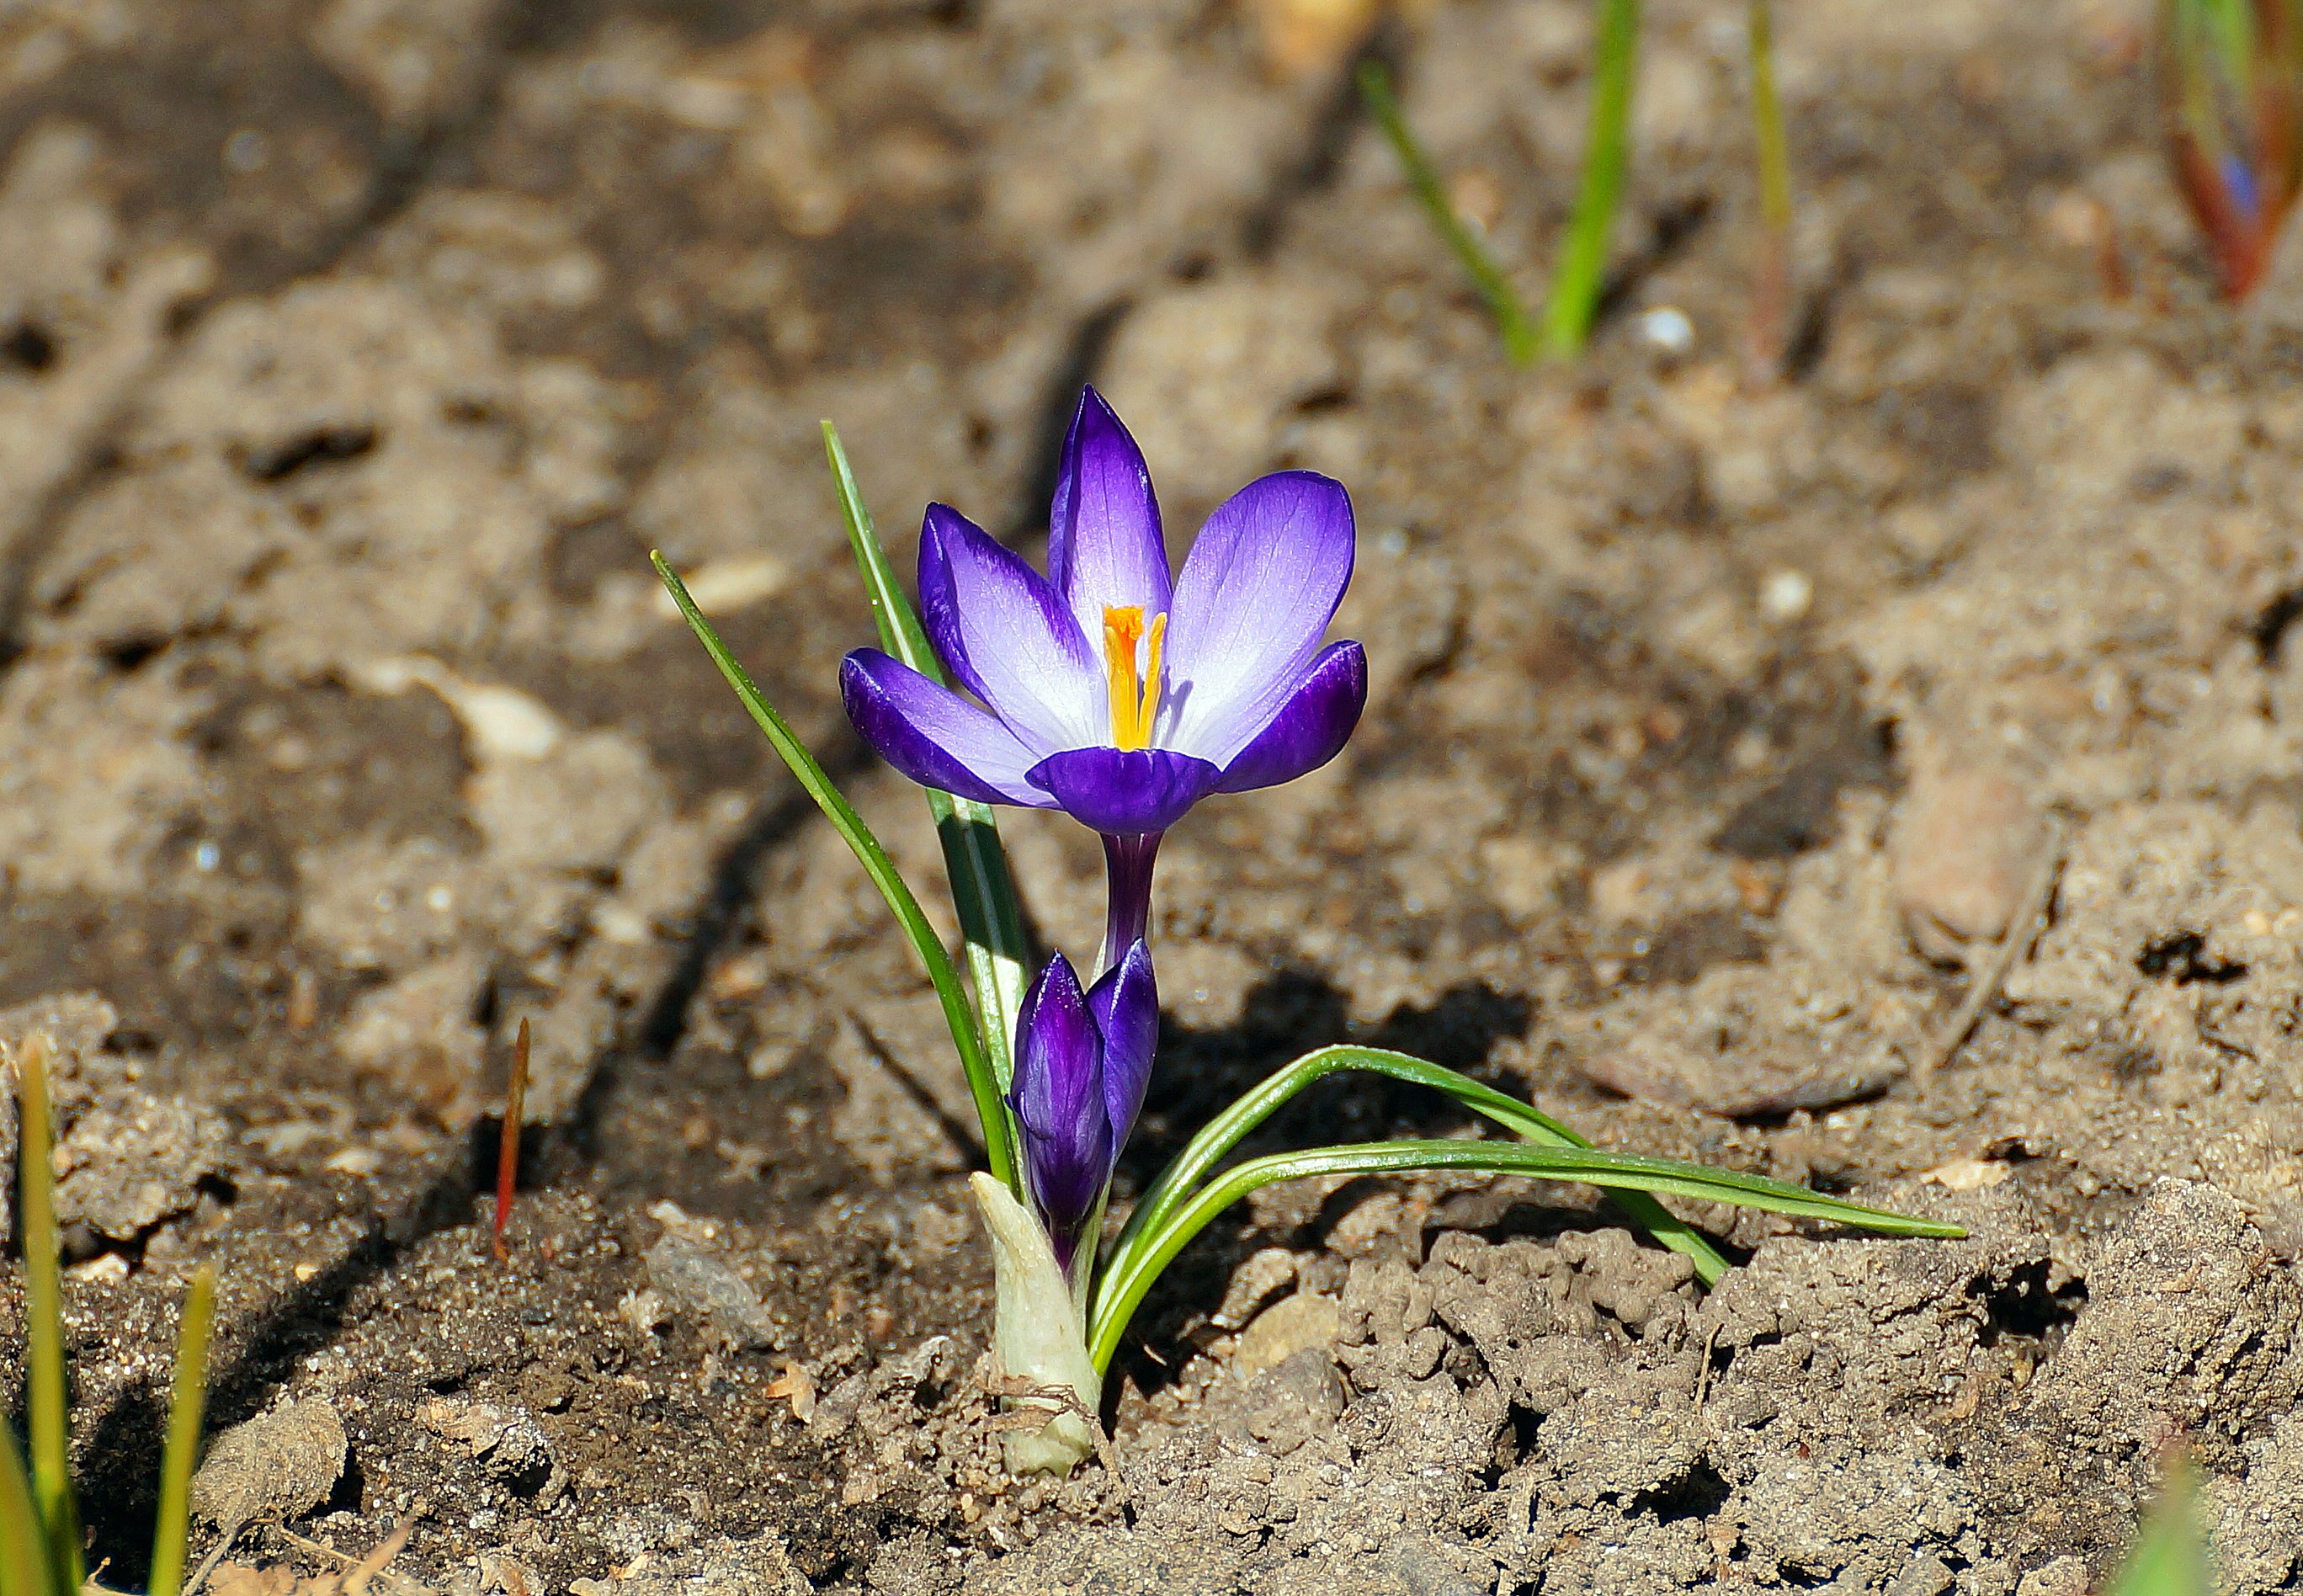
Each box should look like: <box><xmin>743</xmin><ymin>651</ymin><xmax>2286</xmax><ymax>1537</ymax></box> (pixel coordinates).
<box><xmin>1161</xmin><ymin>471</ymin><xmax>1355</xmax><ymax>764</ymax></box>
<box><xmin>840</xmin><ymin>651</ymin><xmax>1061</xmax><ymax>808</ymax></box>
<box><xmin>1088</xmin><ymin>939</ymin><xmax>1158</xmax><ymax>1155</ymax></box>
<box><xmin>916</xmin><ymin>503</ymin><xmax>1100</xmax><ymax>753</ymax></box>
<box><xmin>1047</xmin><ymin>387</ymin><xmax>1172</xmax><ymax>646</ymax></box>
<box><xmin>1213</xmin><ymin>641</ymin><xmax>1366</xmax><ymax>794</ymax></box>
<box><xmin>1027</xmin><ymin>747</ymin><xmax>1221</xmax><ymax>837</ymax></box>
<box><xmin>1010</xmin><ymin>954</ymin><xmax>1114</xmax><ymax>1254</ymax></box>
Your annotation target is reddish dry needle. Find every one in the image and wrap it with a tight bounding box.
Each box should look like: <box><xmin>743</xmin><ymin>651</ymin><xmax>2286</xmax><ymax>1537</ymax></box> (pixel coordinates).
<box><xmin>493</xmin><ymin>1017</ymin><xmax>530</xmax><ymax>1263</ymax></box>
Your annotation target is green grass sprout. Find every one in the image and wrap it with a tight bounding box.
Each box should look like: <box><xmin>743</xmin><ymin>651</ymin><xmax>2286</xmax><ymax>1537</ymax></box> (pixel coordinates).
<box><xmin>18</xmin><ymin>1034</ymin><xmax>84</xmax><ymax>1593</ymax></box>
<box><xmin>1743</xmin><ymin>0</ymin><xmax>1794</xmax><ymax>378</ymax></box>
<box><xmin>1542</xmin><ymin>0</ymin><xmax>1640</xmax><ymax>360</ymax></box>
<box><xmin>147</xmin><ymin>1267</ymin><xmax>217</xmax><ymax>1596</ymax></box>
<box><xmin>8</xmin><ymin>1035</ymin><xmax>220</xmax><ymax>1596</ymax></box>
<box><xmin>2111</xmin><ymin>1455</ymin><xmax>2215</xmax><ymax>1596</ymax></box>
<box><xmin>1358</xmin><ymin>60</ymin><xmax>1539</xmax><ymax>364</ymax></box>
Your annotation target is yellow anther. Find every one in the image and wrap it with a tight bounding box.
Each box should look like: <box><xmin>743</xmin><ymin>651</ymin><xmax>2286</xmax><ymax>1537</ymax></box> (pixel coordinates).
<box><xmin>1102</xmin><ymin>605</ymin><xmax>1167</xmax><ymax>750</ymax></box>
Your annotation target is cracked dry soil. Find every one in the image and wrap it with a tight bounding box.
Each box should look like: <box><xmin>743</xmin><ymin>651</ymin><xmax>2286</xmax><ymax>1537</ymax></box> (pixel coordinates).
<box><xmin>3</xmin><ymin>0</ymin><xmax>2303</xmax><ymax>1592</ymax></box>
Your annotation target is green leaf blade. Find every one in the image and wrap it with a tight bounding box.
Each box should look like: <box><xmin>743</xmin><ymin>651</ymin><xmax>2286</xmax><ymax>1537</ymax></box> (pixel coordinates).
<box><xmin>822</xmin><ymin>423</ymin><xmax>1032</xmax><ymax>1089</ymax></box>
<box><xmin>16</xmin><ymin>1036</ymin><xmax>82</xmax><ymax>1592</ymax></box>
<box><xmin>147</xmin><ymin>1266</ymin><xmax>217</xmax><ymax>1596</ymax></box>
<box><xmin>1097</xmin><ymin>1045</ymin><xmax>1727</xmax><ymax>1332</ymax></box>
<box><xmin>2114</xmin><ymin>1459</ymin><xmax>2213</xmax><ymax>1596</ymax></box>
<box><xmin>0</xmin><ymin>1425</ymin><xmax>56</xmax><ymax>1596</ymax></box>
<box><xmin>1358</xmin><ymin>61</ymin><xmax>1539</xmax><ymax>365</ymax></box>
<box><xmin>1541</xmin><ymin>0</ymin><xmax>1640</xmax><ymax>359</ymax></box>
<box><xmin>651</xmin><ymin>552</ymin><xmax>1022</xmax><ymax>1194</ymax></box>
<box><xmin>1089</xmin><ymin>1136</ymin><xmax>1961</xmax><ymax>1370</ymax></box>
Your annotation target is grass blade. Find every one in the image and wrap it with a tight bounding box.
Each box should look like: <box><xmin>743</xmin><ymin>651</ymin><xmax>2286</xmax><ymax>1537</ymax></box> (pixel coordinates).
<box><xmin>16</xmin><ymin>1035</ymin><xmax>82</xmax><ymax>1591</ymax></box>
<box><xmin>1743</xmin><ymin>0</ymin><xmax>1793</xmax><ymax>379</ymax></box>
<box><xmin>1088</xmin><ymin>1136</ymin><xmax>1962</xmax><ymax>1370</ymax></box>
<box><xmin>652</xmin><ymin>552</ymin><xmax>1023</xmax><ymax>1195</ymax></box>
<box><xmin>1098</xmin><ymin>1045</ymin><xmax>1726</xmax><ymax>1325</ymax></box>
<box><xmin>0</xmin><ymin>1425</ymin><xmax>54</xmax><ymax>1596</ymax></box>
<box><xmin>822</xmin><ymin>422</ymin><xmax>1031</xmax><ymax>1088</ymax></box>
<box><xmin>147</xmin><ymin>1266</ymin><xmax>216</xmax><ymax>1596</ymax></box>
<box><xmin>1359</xmin><ymin>61</ymin><xmax>1538</xmax><ymax>365</ymax></box>
<box><xmin>1541</xmin><ymin>0</ymin><xmax>1640</xmax><ymax>359</ymax></box>
<box><xmin>2112</xmin><ymin>1455</ymin><xmax>2212</xmax><ymax>1596</ymax></box>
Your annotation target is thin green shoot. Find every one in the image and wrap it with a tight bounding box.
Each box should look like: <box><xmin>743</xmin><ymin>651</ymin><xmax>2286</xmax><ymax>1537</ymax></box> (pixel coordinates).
<box><xmin>1542</xmin><ymin>0</ymin><xmax>1640</xmax><ymax>360</ymax></box>
<box><xmin>822</xmin><ymin>421</ymin><xmax>1032</xmax><ymax>1089</ymax></box>
<box><xmin>1097</xmin><ymin>1045</ymin><xmax>1726</xmax><ymax>1327</ymax></box>
<box><xmin>1743</xmin><ymin>0</ymin><xmax>1793</xmax><ymax>380</ymax></box>
<box><xmin>1358</xmin><ymin>60</ymin><xmax>1539</xmax><ymax>364</ymax></box>
<box><xmin>147</xmin><ymin>1266</ymin><xmax>217</xmax><ymax>1596</ymax></box>
<box><xmin>1088</xmin><ymin>1136</ymin><xmax>1963</xmax><ymax>1370</ymax></box>
<box><xmin>2112</xmin><ymin>1455</ymin><xmax>2213</xmax><ymax>1596</ymax></box>
<box><xmin>651</xmin><ymin>553</ymin><xmax>1024</xmax><ymax>1195</ymax></box>
<box><xmin>0</xmin><ymin>1419</ymin><xmax>45</xmax><ymax>1596</ymax></box>
<box><xmin>17</xmin><ymin>1035</ymin><xmax>83</xmax><ymax>1592</ymax></box>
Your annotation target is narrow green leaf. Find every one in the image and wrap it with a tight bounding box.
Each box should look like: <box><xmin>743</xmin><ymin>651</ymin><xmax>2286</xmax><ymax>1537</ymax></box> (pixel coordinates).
<box><xmin>1542</xmin><ymin>0</ymin><xmax>1640</xmax><ymax>359</ymax></box>
<box><xmin>2113</xmin><ymin>1459</ymin><xmax>2213</xmax><ymax>1596</ymax></box>
<box><xmin>16</xmin><ymin>1035</ymin><xmax>82</xmax><ymax>1591</ymax></box>
<box><xmin>651</xmin><ymin>553</ymin><xmax>1023</xmax><ymax>1194</ymax></box>
<box><xmin>1098</xmin><ymin>1045</ymin><xmax>1726</xmax><ymax>1332</ymax></box>
<box><xmin>0</xmin><ymin>1425</ymin><xmax>56</xmax><ymax>1596</ymax></box>
<box><xmin>147</xmin><ymin>1266</ymin><xmax>216</xmax><ymax>1596</ymax></box>
<box><xmin>1088</xmin><ymin>1137</ymin><xmax>1963</xmax><ymax>1370</ymax></box>
<box><xmin>1359</xmin><ymin>61</ymin><xmax>1539</xmax><ymax>365</ymax></box>
<box><xmin>822</xmin><ymin>422</ymin><xmax>1031</xmax><ymax>1088</ymax></box>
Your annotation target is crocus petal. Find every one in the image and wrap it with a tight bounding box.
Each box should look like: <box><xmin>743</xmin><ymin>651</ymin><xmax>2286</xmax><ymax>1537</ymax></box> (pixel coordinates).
<box><xmin>1028</xmin><ymin>747</ymin><xmax>1221</xmax><ymax>837</ymax></box>
<box><xmin>840</xmin><ymin>651</ymin><xmax>1059</xmax><ymax>809</ymax></box>
<box><xmin>1213</xmin><ymin>641</ymin><xmax>1367</xmax><ymax>794</ymax></box>
<box><xmin>1088</xmin><ymin>939</ymin><xmax>1159</xmax><ymax>1154</ymax></box>
<box><xmin>1011</xmin><ymin>954</ymin><xmax>1114</xmax><ymax>1246</ymax></box>
<box><xmin>1047</xmin><ymin>387</ymin><xmax>1172</xmax><ymax>646</ymax></box>
<box><xmin>917</xmin><ymin>503</ymin><xmax>1102</xmax><ymax>753</ymax></box>
<box><xmin>1160</xmin><ymin>471</ymin><xmax>1355</xmax><ymax>765</ymax></box>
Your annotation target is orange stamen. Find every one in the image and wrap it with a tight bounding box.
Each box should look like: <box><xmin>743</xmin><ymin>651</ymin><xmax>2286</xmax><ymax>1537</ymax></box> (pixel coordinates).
<box><xmin>1101</xmin><ymin>605</ymin><xmax>1167</xmax><ymax>750</ymax></box>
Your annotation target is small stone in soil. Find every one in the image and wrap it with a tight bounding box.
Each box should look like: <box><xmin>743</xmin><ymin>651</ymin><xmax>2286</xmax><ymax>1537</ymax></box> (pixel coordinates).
<box><xmin>191</xmin><ymin>1398</ymin><xmax>349</xmax><ymax>1528</ymax></box>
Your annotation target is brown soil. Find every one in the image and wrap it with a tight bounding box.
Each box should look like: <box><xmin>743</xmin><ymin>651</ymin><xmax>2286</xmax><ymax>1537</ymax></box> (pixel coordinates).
<box><xmin>3</xmin><ymin>0</ymin><xmax>2303</xmax><ymax>1592</ymax></box>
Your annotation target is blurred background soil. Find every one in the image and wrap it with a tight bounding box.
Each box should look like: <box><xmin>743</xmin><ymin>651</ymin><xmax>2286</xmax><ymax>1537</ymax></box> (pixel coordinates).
<box><xmin>3</xmin><ymin>0</ymin><xmax>2303</xmax><ymax>1591</ymax></box>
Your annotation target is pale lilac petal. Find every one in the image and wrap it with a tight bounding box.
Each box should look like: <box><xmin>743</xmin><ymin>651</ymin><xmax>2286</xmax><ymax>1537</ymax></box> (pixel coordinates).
<box><xmin>917</xmin><ymin>503</ymin><xmax>1101</xmax><ymax>752</ymax></box>
<box><xmin>839</xmin><ymin>651</ymin><xmax>1059</xmax><ymax>808</ymax></box>
<box><xmin>1088</xmin><ymin>939</ymin><xmax>1158</xmax><ymax>1154</ymax></box>
<box><xmin>1010</xmin><ymin>953</ymin><xmax>1114</xmax><ymax>1261</ymax></box>
<box><xmin>1160</xmin><ymin>471</ymin><xmax>1355</xmax><ymax>763</ymax></box>
<box><xmin>1213</xmin><ymin>641</ymin><xmax>1366</xmax><ymax>794</ymax></box>
<box><xmin>1027</xmin><ymin>747</ymin><xmax>1221</xmax><ymax>837</ymax></box>
<box><xmin>1047</xmin><ymin>387</ymin><xmax>1171</xmax><ymax>646</ymax></box>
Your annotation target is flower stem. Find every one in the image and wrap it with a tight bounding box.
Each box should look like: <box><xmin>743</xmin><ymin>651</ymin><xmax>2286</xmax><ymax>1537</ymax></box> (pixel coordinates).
<box><xmin>1099</xmin><ymin>832</ymin><xmax>1162</xmax><ymax>975</ymax></box>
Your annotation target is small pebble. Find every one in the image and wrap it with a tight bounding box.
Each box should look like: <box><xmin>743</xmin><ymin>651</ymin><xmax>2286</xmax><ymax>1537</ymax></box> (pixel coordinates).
<box><xmin>1758</xmin><ymin>567</ymin><xmax>1814</xmax><ymax>623</ymax></box>
<box><xmin>1637</xmin><ymin>305</ymin><xmax>1695</xmax><ymax>356</ymax></box>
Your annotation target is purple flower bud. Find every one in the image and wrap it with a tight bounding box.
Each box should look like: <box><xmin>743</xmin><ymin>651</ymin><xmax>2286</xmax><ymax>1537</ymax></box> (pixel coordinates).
<box><xmin>1008</xmin><ymin>943</ymin><xmax>1158</xmax><ymax>1272</ymax></box>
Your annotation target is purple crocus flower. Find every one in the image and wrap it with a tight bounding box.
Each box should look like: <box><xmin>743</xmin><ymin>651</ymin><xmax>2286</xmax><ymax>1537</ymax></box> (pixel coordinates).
<box><xmin>841</xmin><ymin>388</ymin><xmax>1365</xmax><ymax>956</ymax></box>
<box><xmin>1008</xmin><ymin>940</ymin><xmax>1158</xmax><ymax>1274</ymax></box>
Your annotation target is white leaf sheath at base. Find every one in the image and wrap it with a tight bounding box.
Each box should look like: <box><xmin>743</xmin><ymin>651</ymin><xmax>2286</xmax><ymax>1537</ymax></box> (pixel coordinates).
<box><xmin>971</xmin><ymin>1173</ymin><xmax>1103</xmax><ymax>1475</ymax></box>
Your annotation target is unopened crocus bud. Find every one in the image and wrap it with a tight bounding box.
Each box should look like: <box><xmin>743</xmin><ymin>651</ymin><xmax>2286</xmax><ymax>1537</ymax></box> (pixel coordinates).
<box><xmin>1008</xmin><ymin>942</ymin><xmax>1157</xmax><ymax>1276</ymax></box>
